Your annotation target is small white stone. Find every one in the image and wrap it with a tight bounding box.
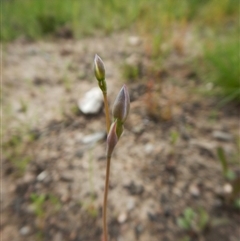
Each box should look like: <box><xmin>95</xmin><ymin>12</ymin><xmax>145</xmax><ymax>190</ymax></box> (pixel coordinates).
<box><xmin>128</xmin><ymin>36</ymin><xmax>141</xmax><ymax>46</ymax></box>
<box><xmin>206</xmin><ymin>82</ymin><xmax>213</xmax><ymax>91</ymax></box>
<box><xmin>223</xmin><ymin>183</ymin><xmax>233</xmax><ymax>194</ymax></box>
<box><xmin>81</xmin><ymin>131</ymin><xmax>105</xmax><ymax>144</ymax></box>
<box><xmin>78</xmin><ymin>87</ymin><xmax>103</xmax><ymax>114</ymax></box>
<box><xmin>117</xmin><ymin>212</ymin><xmax>127</xmax><ymax>224</ymax></box>
<box><xmin>212</xmin><ymin>131</ymin><xmax>233</xmax><ymax>141</ymax></box>
<box><xmin>19</xmin><ymin>226</ymin><xmax>31</xmax><ymax>236</ymax></box>
<box><xmin>37</xmin><ymin>171</ymin><xmax>48</xmax><ymax>182</ymax></box>
<box><xmin>126</xmin><ymin>198</ymin><xmax>135</xmax><ymax>211</ymax></box>
<box><xmin>144</xmin><ymin>143</ymin><xmax>154</xmax><ymax>154</ymax></box>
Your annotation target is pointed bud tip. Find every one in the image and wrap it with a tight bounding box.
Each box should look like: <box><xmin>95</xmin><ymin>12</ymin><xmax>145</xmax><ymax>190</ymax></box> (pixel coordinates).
<box><xmin>94</xmin><ymin>54</ymin><xmax>105</xmax><ymax>82</ymax></box>
<box><xmin>94</xmin><ymin>54</ymin><xmax>100</xmax><ymax>62</ymax></box>
<box><xmin>112</xmin><ymin>85</ymin><xmax>130</xmax><ymax>123</ymax></box>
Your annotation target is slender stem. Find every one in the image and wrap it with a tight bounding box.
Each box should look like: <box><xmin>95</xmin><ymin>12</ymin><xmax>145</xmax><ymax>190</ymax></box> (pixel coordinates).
<box><xmin>102</xmin><ymin>155</ymin><xmax>111</xmax><ymax>241</ymax></box>
<box><xmin>103</xmin><ymin>93</ymin><xmax>110</xmax><ymax>133</ymax></box>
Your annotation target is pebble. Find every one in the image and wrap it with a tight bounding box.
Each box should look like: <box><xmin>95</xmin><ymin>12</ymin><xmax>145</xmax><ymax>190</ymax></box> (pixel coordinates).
<box><xmin>78</xmin><ymin>87</ymin><xmax>103</xmax><ymax>114</ymax></box>
<box><xmin>19</xmin><ymin>226</ymin><xmax>31</xmax><ymax>236</ymax></box>
<box><xmin>37</xmin><ymin>171</ymin><xmax>48</xmax><ymax>182</ymax></box>
<box><xmin>190</xmin><ymin>139</ymin><xmax>215</xmax><ymax>151</ymax></box>
<box><xmin>25</xmin><ymin>204</ymin><xmax>35</xmax><ymax>214</ymax></box>
<box><xmin>212</xmin><ymin>131</ymin><xmax>233</xmax><ymax>141</ymax></box>
<box><xmin>205</xmin><ymin>82</ymin><xmax>213</xmax><ymax>91</ymax></box>
<box><xmin>144</xmin><ymin>143</ymin><xmax>154</xmax><ymax>154</ymax></box>
<box><xmin>126</xmin><ymin>198</ymin><xmax>136</xmax><ymax>211</ymax></box>
<box><xmin>128</xmin><ymin>36</ymin><xmax>141</xmax><ymax>46</ymax></box>
<box><xmin>81</xmin><ymin>131</ymin><xmax>106</xmax><ymax>145</ymax></box>
<box><xmin>132</xmin><ymin>124</ymin><xmax>145</xmax><ymax>134</ymax></box>
<box><xmin>124</xmin><ymin>182</ymin><xmax>144</xmax><ymax>195</ymax></box>
<box><xmin>189</xmin><ymin>184</ymin><xmax>200</xmax><ymax>197</ymax></box>
<box><xmin>118</xmin><ymin>212</ymin><xmax>127</xmax><ymax>223</ymax></box>
<box><xmin>190</xmin><ymin>139</ymin><xmax>215</xmax><ymax>157</ymax></box>
<box><xmin>223</xmin><ymin>183</ymin><xmax>233</xmax><ymax>194</ymax></box>
<box><xmin>60</xmin><ymin>172</ymin><xmax>73</xmax><ymax>182</ymax></box>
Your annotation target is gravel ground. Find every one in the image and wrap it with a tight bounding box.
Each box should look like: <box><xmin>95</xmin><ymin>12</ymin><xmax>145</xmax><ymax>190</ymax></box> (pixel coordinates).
<box><xmin>2</xmin><ymin>32</ymin><xmax>240</xmax><ymax>241</ymax></box>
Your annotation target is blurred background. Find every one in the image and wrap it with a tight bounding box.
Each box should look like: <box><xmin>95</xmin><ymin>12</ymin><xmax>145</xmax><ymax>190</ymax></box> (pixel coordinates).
<box><xmin>2</xmin><ymin>0</ymin><xmax>240</xmax><ymax>241</ymax></box>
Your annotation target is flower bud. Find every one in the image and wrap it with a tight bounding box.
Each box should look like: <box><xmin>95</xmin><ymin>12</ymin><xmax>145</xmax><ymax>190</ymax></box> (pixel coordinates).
<box><xmin>94</xmin><ymin>54</ymin><xmax>105</xmax><ymax>82</ymax></box>
<box><xmin>94</xmin><ymin>54</ymin><xmax>107</xmax><ymax>93</ymax></box>
<box><xmin>112</xmin><ymin>85</ymin><xmax>130</xmax><ymax>123</ymax></box>
<box><xmin>106</xmin><ymin>121</ymin><xmax>119</xmax><ymax>157</ymax></box>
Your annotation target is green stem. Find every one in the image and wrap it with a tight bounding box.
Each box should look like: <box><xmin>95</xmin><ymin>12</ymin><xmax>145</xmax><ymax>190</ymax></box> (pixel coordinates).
<box><xmin>102</xmin><ymin>155</ymin><xmax>111</xmax><ymax>241</ymax></box>
<box><xmin>103</xmin><ymin>93</ymin><xmax>110</xmax><ymax>133</ymax></box>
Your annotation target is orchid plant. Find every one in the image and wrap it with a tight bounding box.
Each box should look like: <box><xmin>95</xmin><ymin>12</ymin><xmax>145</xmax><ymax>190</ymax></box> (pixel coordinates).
<box><xmin>94</xmin><ymin>55</ymin><xmax>130</xmax><ymax>241</ymax></box>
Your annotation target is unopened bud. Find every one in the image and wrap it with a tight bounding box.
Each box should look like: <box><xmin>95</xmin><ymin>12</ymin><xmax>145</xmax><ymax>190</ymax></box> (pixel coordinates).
<box><xmin>106</xmin><ymin>121</ymin><xmax>118</xmax><ymax>157</ymax></box>
<box><xmin>94</xmin><ymin>54</ymin><xmax>105</xmax><ymax>82</ymax></box>
<box><xmin>112</xmin><ymin>85</ymin><xmax>130</xmax><ymax>123</ymax></box>
<box><xmin>94</xmin><ymin>54</ymin><xmax>107</xmax><ymax>93</ymax></box>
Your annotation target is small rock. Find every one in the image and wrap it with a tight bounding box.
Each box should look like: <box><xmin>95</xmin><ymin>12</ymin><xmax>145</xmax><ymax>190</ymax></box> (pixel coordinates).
<box><xmin>124</xmin><ymin>181</ymin><xmax>144</xmax><ymax>195</ymax></box>
<box><xmin>223</xmin><ymin>183</ymin><xmax>232</xmax><ymax>194</ymax></box>
<box><xmin>118</xmin><ymin>212</ymin><xmax>127</xmax><ymax>224</ymax></box>
<box><xmin>81</xmin><ymin>131</ymin><xmax>106</xmax><ymax>145</ymax></box>
<box><xmin>126</xmin><ymin>198</ymin><xmax>135</xmax><ymax>211</ymax></box>
<box><xmin>78</xmin><ymin>87</ymin><xmax>103</xmax><ymax>114</ymax></box>
<box><xmin>37</xmin><ymin>171</ymin><xmax>48</xmax><ymax>182</ymax></box>
<box><xmin>205</xmin><ymin>82</ymin><xmax>213</xmax><ymax>91</ymax></box>
<box><xmin>212</xmin><ymin>131</ymin><xmax>233</xmax><ymax>141</ymax></box>
<box><xmin>189</xmin><ymin>184</ymin><xmax>200</xmax><ymax>197</ymax></box>
<box><xmin>19</xmin><ymin>226</ymin><xmax>31</xmax><ymax>236</ymax></box>
<box><xmin>128</xmin><ymin>36</ymin><xmax>141</xmax><ymax>46</ymax></box>
<box><xmin>144</xmin><ymin>143</ymin><xmax>154</xmax><ymax>154</ymax></box>
<box><xmin>60</xmin><ymin>172</ymin><xmax>73</xmax><ymax>182</ymax></box>
<box><xmin>132</xmin><ymin>124</ymin><xmax>144</xmax><ymax>134</ymax></box>
<box><xmin>26</xmin><ymin>204</ymin><xmax>36</xmax><ymax>214</ymax></box>
<box><xmin>190</xmin><ymin>139</ymin><xmax>215</xmax><ymax>157</ymax></box>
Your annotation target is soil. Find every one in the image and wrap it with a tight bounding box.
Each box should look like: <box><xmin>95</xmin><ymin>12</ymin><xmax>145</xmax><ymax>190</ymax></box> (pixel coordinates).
<box><xmin>2</xmin><ymin>32</ymin><xmax>240</xmax><ymax>241</ymax></box>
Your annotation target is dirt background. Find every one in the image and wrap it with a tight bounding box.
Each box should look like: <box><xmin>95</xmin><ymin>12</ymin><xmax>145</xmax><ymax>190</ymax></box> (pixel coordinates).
<box><xmin>2</xmin><ymin>32</ymin><xmax>240</xmax><ymax>241</ymax></box>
